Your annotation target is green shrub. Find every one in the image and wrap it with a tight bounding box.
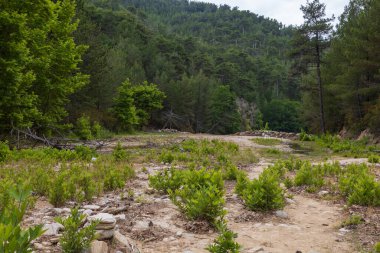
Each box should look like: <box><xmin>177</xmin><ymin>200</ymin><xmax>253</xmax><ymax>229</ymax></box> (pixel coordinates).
<box><xmin>282</xmin><ymin>158</ymin><xmax>305</xmax><ymax>171</ymax></box>
<box><xmin>74</xmin><ymin>145</ymin><xmax>97</xmax><ymax>161</ymax></box>
<box><xmin>75</xmin><ymin>115</ymin><xmax>93</xmax><ymax>140</ymax></box>
<box><xmin>0</xmin><ymin>184</ymin><xmax>44</xmax><ymax>253</ymax></box>
<box><xmin>172</xmin><ymin>182</ymin><xmax>225</xmax><ymax>223</ymax></box>
<box><xmin>294</xmin><ymin>163</ymin><xmax>324</xmax><ymax>190</ymax></box>
<box><xmin>235</xmin><ymin>170</ymin><xmax>249</xmax><ymax>196</ymax></box>
<box><xmin>102</xmin><ymin>165</ymin><xmax>134</xmax><ymax>191</ymax></box>
<box><xmin>347</xmin><ymin>174</ymin><xmax>380</xmax><ymax>206</ymax></box>
<box><xmin>31</xmin><ymin>167</ymin><xmax>52</xmax><ymax>196</ymax></box>
<box><xmin>206</xmin><ymin>222</ymin><xmax>241</xmax><ymax>253</ymax></box>
<box><xmin>55</xmin><ymin>208</ymin><xmax>99</xmax><ymax>253</ymax></box>
<box><xmin>299</xmin><ymin>129</ymin><xmax>314</xmax><ymax>141</ymax></box>
<box><xmin>112</xmin><ymin>142</ymin><xmax>127</xmax><ymax>161</ymax></box>
<box><xmin>159</xmin><ymin>150</ymin><xmax>175</xmax><ymax>164</ymax></box>
<box><xmin>238</xmin><ymin>169</ymin><xmax>285</xmax><ymax>211</ymax></box>
<box><xmin>0</xmin><ymin>141</ymin><xmax>10</xmax><ymax>163</ymax></box>
<box><xmin>374</xmin><ymin>242</ymin><xmax>380</xmax><ymax>253</ymax></box>
<box><xmin>368</xmin><ymin>154</ymin><xmax>380</xmax><ymax>164</ymax></box>
<box><xmin>222</xmin><ymin>163</ymin><xmax>240</xmax><ymax>180</ymax></box>
<box><xmin>49</xmin><ymin>172</ymin><xmax>68</xmax><ymax>207</ymax></box>
<box><xmin>149</xmin><ymin>168</ymin><xmax>184</xmax><ymax>193</ymax></box>
<box><xmin>339</xmin><ymin>164</ymin><xmax>370</xmax><ymax>197</ymax></box>
<box><xmin>317</xmin><ymin>162</ymin><xmax>342</xmax><ymax>176</ymax></box>
<box><xmin>284</xmin><ymin>177</ymin><xmax>294</xmax><ymax>189</ymax></box>
<box><xmin>340</xmin><ymin>214</ymin><xmax>363</xmax><ymax>228</ymax></box>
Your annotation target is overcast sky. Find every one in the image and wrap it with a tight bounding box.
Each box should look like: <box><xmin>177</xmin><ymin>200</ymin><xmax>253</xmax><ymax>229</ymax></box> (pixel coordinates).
<box><xmin>193</xmin><ymin>0</ymin><xmax>350</xmax><ymax>25</ymax></box>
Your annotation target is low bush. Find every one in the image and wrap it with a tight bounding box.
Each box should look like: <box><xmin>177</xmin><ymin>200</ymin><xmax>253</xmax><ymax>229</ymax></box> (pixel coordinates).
<box><xmin>75</xmin><ymin>115</ymin><xmax>93</xmax><ymax>140</ymax></box>
<box><xmin>0</xmin><ymin>141</ymin><xmax>10</xmax><ymax>163</ymax></box>
<box><xmin>374</xmin><ymin>242</ymin><xmax>380</xmax><ymax>253</ymax></box>
<box><xmin>149</xmin><ymin>167</ymin><xmax>184</xmax><ymax>193</ymax></box>
<box><xmin>206</xmin><ymin>222</ymin><xmax>241</xmax><ymax>253</ymax></box>
<box><xmin>112</xmin><ymin>142</ymin><xmax>127</xmax><ymax>161</ymax></box>
<box><xmin>55</xmin><ymin>207</ymin><xmax>99</xmax><ymax>253</ymax></box>
<box><xmin>294</xmin><ymin>162</ymin><xmax>324</xmax><ymax>191</ymax></box>
<box><xmin>0</xmin><ymin>184</ymin><xmax>44</xmax><ymax>253</ymax></box>
<box><xmin>74</xmin><ymin>145</ymin><xmax>97</xmax><ymax>161</ymax></box>
<box><xmin>340</xmin><ymin>214</ymin><xmax>363</xmax><ymax>228</ymax></box>
<box><xmin>237</xmin><ymin>168</ymin><xmax>285</xmax><ymax>211</ymax></box>
<box><xmin>368</xmin><ymin>154</ymin><xmax>380</xmax><ymax>164</ymax></box>
<box><xmin>347</xmin><ymin>174</ymin><xmax>380</xmax><ymax>206</ymax></box>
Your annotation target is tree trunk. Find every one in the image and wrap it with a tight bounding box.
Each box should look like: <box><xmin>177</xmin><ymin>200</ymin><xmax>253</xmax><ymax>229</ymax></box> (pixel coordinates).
<box><xmin>316</xmin><ymin>41</ymin><xmax>326</xmax><ymax>134</ymax></box>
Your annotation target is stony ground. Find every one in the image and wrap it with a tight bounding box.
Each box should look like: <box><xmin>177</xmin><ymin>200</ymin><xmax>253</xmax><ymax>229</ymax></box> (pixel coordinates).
<box><xmin>26</xmin><ymin>133</ymin><xmax>380</xmax><ymax>253</ymax></box>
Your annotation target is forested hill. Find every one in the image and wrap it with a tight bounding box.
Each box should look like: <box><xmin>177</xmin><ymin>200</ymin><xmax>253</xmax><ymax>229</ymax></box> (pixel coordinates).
<box><xmin>1</xmin><ymin>0</ymin><xmax>379</xmax><ymax>138</ymax></box>
<box><xmin>71</xmin><ymin>0</ymin><xmax>299</xmax><ymax>134</ymax></box>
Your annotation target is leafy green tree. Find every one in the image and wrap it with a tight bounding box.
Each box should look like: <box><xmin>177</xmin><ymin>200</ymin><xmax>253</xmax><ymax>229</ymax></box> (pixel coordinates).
<box><xmin>208</xmin><ymin>86</ymin><xmax>241</xmax><ymax>134</ymax></box>
<box><xmin>113</xmin><ymin>80</ymin><xmax>139</xmax><ymax>131</ymax></box>
<box><xmin>131</xmin><ymin>82</ymin><xmax>166</xmax><ymax>125</ymax></box>
<box><xmin>262</xmin><ymin>100</ymin><xmax>302</xmax><ymax>132</ymax></box>
<box><xmin>0</xmin><ymin>2</ymin><xmax>37</xmax><ymax>131</ymax></box>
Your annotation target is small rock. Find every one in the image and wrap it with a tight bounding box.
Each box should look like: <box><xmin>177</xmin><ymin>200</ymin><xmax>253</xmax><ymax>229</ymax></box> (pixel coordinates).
<box><xmin>42</xmin><ymin>241</ymin><xmax>52</xmax><ymax>247</ymax></box>
<box><xmin>176</xmin><ymin>231</ymin><xmax>183</xmax><ymax>237</ymax></box>
<box><xmin>96</xmin><ymin>229</ymin><xmax>115</xmax><ymax>240</ymax></box>
<box><xmin>53</xmin><ymin>208</ymin><xmax>64</xmax><ymax>215</ymax></box>
<box><xmin>95</xmin><ymin>221</ymin><xmax>116</xmax><ymax>230</ymax></box>
<box><xmin>43</xmin><ymin>223</ymin><xmax>64</xmax><ymax>236</ymax></box>
<box><xmin>62</xmin><ymin>208</ymin><xmax>71</xmax><ymax>213</ymax></box>
<box><xmin>115</xmin><ymin>214</ymin><xmax>126</xmax><ymax>222</ymax></box>
<box><xmin>91</xmin><ymin>157</ymin><xmax>97</xmax><ymax>162</ymax></box>
<box><xmin>339</xmin><ymin>228</ymin><xmax>350</xmax><ymax>235</ymax></box>
<box><xmin>246</xmin><ymin>247</ymin><xmax>265</xmax><ymax>252</ymax></box>
<box><xmin>113</xmin><ymin>231</ymin><xmax>140</xmax><ymax>253</ymax></box>
<box><xmin>318</xmin><ymin>191</ymin><xmax>329</xmax><ymax>196</ymax></box>
<box><xmin>83</xmin><ymin>209</ymin><xmax>93</xmax><ymax>216</ymax></box>
<box><xmin>34</xmin><ymin>243</ymin><xmax>45</xmax><ymax>250</ymax></box>
<box><xmin>308</xmin><ymin>251</ymin><xmax>320</xmax><ymax>253</ymax></box>
<box><xmin>83</xmin><ymin>205</ymin><xmax>101</xmax><ymax>210</ymax></box>
<box><xmin>89</xmin><ymin>213</ymin><xmax>116</xmax><ymax>224</ymax></box>
<box><xmin>89</xmin><ymin>240</ymin><xmax>108</xmax><ymax>253</ymax></box>
<box><xmin>50</xmin><ymin>236</ymin><xmax>61</xmax><ymax>244</ymax></box>
<box><xmin>275</xmin><ymin>210</ymin><xmax>288</xmax><ymax>219</ymax></box>
<box><xmin>286</xmin><ymin>198</ymin><xmax>295</xmax><ymax>204</ymax></box>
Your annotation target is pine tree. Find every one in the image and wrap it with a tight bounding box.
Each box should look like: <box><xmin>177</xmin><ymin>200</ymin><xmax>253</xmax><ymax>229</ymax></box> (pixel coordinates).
<box><xmin>295</xmin><ymin>0</ymin><xmax>334</xmax><ymax>133</ymax></box>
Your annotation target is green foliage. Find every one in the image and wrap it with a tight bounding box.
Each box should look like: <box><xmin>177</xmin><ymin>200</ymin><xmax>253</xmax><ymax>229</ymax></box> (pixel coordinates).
<box><xmin>0</xmin><ymin>0</ymin><xmax>88</xmax><ymax>132</ymax></box>
<box><xmin>113</xmin><ymin>79</ymin><xmax>165</xmax><ymax>131</ymax></box>
<box><xmin>150</xmin><ymin>168</ymin><xmax>225</xmax><ymax>224</ymax></box>
<box><xmin>206</xmin><ymin>222</ymin><xmax>241</xmax><ymax>253</ymax></box>
<box><xmin>262</xmin><ymin>100</ymin><xmax>302</xmax><ymax>132</ymax></box>
<box><xmin>251</xmin><ymin>138</ymin><xmax>282</xmax><ymax>146</ymax></box>
<box><xmin>368</xmin><ymin>155</ymin><xmax>380</xmax><ymax>164</ymax></box>
<box><xmin>299</xmin><ymin>129</ymin><xmax>314</xmax><ymax>141</ymax></box>
<box><xmin>74</xmin><ymin>145</ymin><xmax>97</xmax><ymax>161</ymax></box>
<box><xmin>0</xmin><ymin>184</ymin><xmax>44</xmax><ymax>253</ymax></box>
<box><xmin>294</xmin><ymin>162</ymin><xmax>324</xmax><ymax>191</ymax></box>
<box><xmin>0</xmin><ymin>141</ymin><xmax>10</xmax><ymax>163</ymax></box>
<box><xmin>55</xmin><ymin>207</ymin><xmax>99</xmax><ymax>253</ymax></box>
<box><xmin>112</xmin><ymin>142</ymin><xmax>127</xmax><ymax>161</ymax></box>
<box><xmin>237</xmin><ymin>168</ymin><xmax>285</xmax><ymax>211</ymax></box>
<box><xmin>374</xmin><ymin>242</ymin><xmax>380</xmax><ymax>253</ymax></box>
<box><xmin>75</xmin><ymin>115</ymin><xmax>93</xmax><ymax>140</ymax></box>
<box><xmin>149</xmin><ymin>168</ymin><xmax>184</xmax><ymax>194</ymax></box>
<box><xmin>170</xmin><ymin>169</ymin><xmax>225</xmax><ymax>223</ymax></box>
<box><xmin>340</xmin><ymin>215</ymin><xmax>363</xmax><ymax>228</ymax></box>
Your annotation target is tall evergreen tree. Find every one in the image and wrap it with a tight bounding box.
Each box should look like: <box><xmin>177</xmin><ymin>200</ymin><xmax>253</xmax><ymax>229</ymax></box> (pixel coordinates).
<box><xmin>296</xmin><ymin>0</ymin><xmax>334</xmax><ymax>133</ymax></box>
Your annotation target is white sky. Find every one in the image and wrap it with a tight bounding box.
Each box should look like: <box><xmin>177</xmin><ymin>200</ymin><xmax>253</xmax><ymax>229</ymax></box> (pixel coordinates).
<box><xmin>193</xmin><ymin>0</ymin><xmax>350</xmax><ymax>25</ymax></box>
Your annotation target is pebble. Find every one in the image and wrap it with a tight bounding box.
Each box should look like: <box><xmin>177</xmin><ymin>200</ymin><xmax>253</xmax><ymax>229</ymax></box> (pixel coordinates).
<box><xmin>88</xmin><ymin>213</ymin><xmax>116</xmax><ymax>224</ymax></box>
<box><xmin>275</xmin><ymin>210</ymin><xmax>289</xmax><ymax>219</ymax></box>
<box><xmin>318</xmin><ymin>191</ymin><xmax>329</xmax><ymax>196</ymax></box>
<box><xmin>96</xmin><ymin>229</ymin><xmax>115</xmax><ymax>240</ymax></box>
<box><xmin>115</xmin><ymin>214</ymin><xmax>126</xmax><ymax>221</ymax></box>
<box><xmin>176</xmin><ymin>231</ymin><xmax>183</xmax><ymax>237</ymax></box>
<box><xmin>89</xmin><ymin>240</ymin><xmax>108</xmax><ymax>253</ymax></box>
<box><xmin>34</xmin><ymin>243</ymin><xmax>44</xmax><ymax>250</ymax></box>
<box><xmin>43</xmin><ymin>223</ymin><xmax>64</xmax><ymax>236</ymax></box>
<box><xmin>286</xmin><ymin>198</ymin><xmax>295</xmax><ymax>204</ymax></box>
<box><xmin>83</xmin><ymin>204</ymin><xmax>101</xmax><ymax>210</ymax></box>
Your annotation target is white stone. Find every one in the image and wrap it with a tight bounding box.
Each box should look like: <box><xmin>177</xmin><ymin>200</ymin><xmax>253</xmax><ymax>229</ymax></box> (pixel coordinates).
<box><xmin>89</xmin><ymin>240</ymin><xmax>108</xmax><ymax>253</ymax></box>
<box><xmin>318</xmin><ymin>191</ymin><xmax>329</xmax><ymax>196</ymax></box>
<box><xmin>83</xmin><ymin>205</ymin><xmax>101</xmax><ymax>210</ymax></box>
<box><xmin>96</xmin><ymin>229</ymin><xmax>115</xmax><ymax>240</ymax></box>
<box><xmin>285</xmin><ymin>198</ymin><xmax>295</xmax><ymax>204</ymax></box>
<box><xmin>115</xmin><ymin>214</ymin><xmax>126</xmax><ymax>222</ymax></box>
<box><xmin>43</xmin><ymin>223</ymin><xmax>64</xmax><ymax>236</ymax></box>
<box><xmin>83</xmin><ymin>209</ymin><xmax>93</xmax><ymax>216</ymax></box>
<box><xmin>275</xmin><ymin>210</ymin><xmax>288</xmax><ymax>219</ymax></box>
<box><xmin>113</xmin><ymin>231</ymin><xmax>141</xmax><ymax>253</ymax></box>
<box><xmin>89</xmin><ymin>213</ymin><xmax>116</xmax><ymax>224</ymax></box>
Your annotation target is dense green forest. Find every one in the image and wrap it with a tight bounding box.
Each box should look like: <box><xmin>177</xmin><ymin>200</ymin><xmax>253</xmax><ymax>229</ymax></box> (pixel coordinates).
<box><xmin>1</xmin><ymin>0</ymin><xmax>379</xmax><ymax>137</ymax></box>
